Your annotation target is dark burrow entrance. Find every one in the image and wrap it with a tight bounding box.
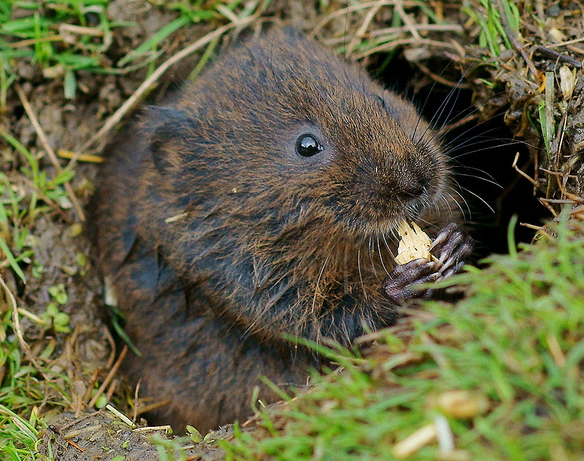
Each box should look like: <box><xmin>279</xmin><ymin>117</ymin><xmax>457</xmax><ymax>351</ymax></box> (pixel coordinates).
<box><xmin>375</xmin><ymin>54</ymin><xmax>548</xmax><ymax>261</ymax></box>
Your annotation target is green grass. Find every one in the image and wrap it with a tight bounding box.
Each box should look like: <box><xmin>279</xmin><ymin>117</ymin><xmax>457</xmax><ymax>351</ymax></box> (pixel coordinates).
<box><xmin>0</xmin><ymin>306</ymin><xmax>69</xmax><ymax>460</ymax></box>
<box><xmin>0</xmin><ymin>0</ymin><xmax>261</xmax><ymax>102</ymax></box>
<box><xmin>1</xmin><ymin>1</ymin><xmax>116</xmax><ymax>101</ymax></box>
<box><xmin>0</xmin><ymin>404</ymin><xmax>42</xmax><ymax>460</ymax></box>
<box><xmin>462</xmin><ymin>0</ymin><xmax>520</xmax><ymax>58</ymax></box>
<box><xmin>220</xmin><ymin>211</ymin><xmax>584</xmax><ymax>460</ymax></box>
<box><xmin>0</xmin><ymin>130</ymin><xmax>73</xmax><ymax>283</ymax></box>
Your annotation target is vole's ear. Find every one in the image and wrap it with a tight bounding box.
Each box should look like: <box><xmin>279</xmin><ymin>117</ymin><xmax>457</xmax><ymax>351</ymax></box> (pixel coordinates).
<box><xmin>278</xmin><ymin>26</ymin><xmax>306</xmax><ymax>45</ymax></box>
<box><xmin>281</xmin><ymin>26</ymin><xmax>303</xmax><ymax>39</ymax></box>
<box><xmin>144</xmin><ymin>106</ymin><xmax>194</xmax><ymax>172</ymax></box>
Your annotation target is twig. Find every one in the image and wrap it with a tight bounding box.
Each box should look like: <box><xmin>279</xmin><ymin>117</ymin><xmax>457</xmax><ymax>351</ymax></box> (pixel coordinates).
<box><xmin>369</xmin><ymin>24</ymin><xmax>463</xmax><ymax>36</ymax></box>
<box><xmin>393</xmin><ymin>423</ymin><xmax>437</xmax><ymax>458</ymax></box>
<box><xmin>15</xmin><ymin>84</ymin><xmax>86</xmax><ymax>221</ymax></box>
<box><xmin>81</xmin><ymin>14</ymin><xmax>260</xmax><ymax>153</ymax></box>
<box><xmin>313</xmin><ymin>1</ymin><xmax>393</xmax><ymax>37</ymax></box>
<box><xmin>358</xmin><ymin>37</ymin><xmax>459</xmax><ymax>58</ymax></box>
<box><xmin>106</xmin><ymin>403</ymin><xmax>135</xmax><ymax>427</ymax></box>
<box><xmin>346</xmin><ymin>0</ymin><xmax>384</xmax><ymax>57</ymax></box>
<box><xmin>105</xmin><ymin>378</ymin><xmax>118</xmax><ymax>402</ymax></box>
<box><xmin>536</xmin><ymin>45</ymin><xmax>583</xmax><ymax>68</ymax></box>
<box><xmin>133</xmin><ymin>380</ymin><xmax>141</xmax><ymax>422</ymax></box>
<box><xmin>395</xmin><ymin>0</ymin><xmax>421</xmax><ymax>40</ymax></box>
<box><xmin>80</xmin><ymin>369</ymin><xmax>99</xmax><ymax>416</ymax></box>
<box><xmin>57</xmin><ymin>411</ymin><xmax>101</xmax><ymax>432</ymax></box>
<box><xmin>136</xmin><ymin>398</ymin><xmax>172</xmax><ymax>415</ymax></box>
<box><xmin>436</xmin><ymin>113</ymin><xmax>479</xmax><ymax>138</ymax></box>
<box><xmin>540</xmin><ymin>167</ymin><xmax>584</xmax><ymax>203</ymax></box>
<box><xmin>520</xmin><ymin>222</ymin><xmax>544</xmax><ymax>231</ymax></box>
<box><xmin>9</xmin><ymin>35</ymin><xmax>62</xmax><ymax>48</ymax></box>
<box><xmin>546</xmin><ymin>37</ymin><xmax>584</xmax><ymax>48</ymax></box>
<box><xmin>567</xmin><ymin>45</ymin><xmax>584</xmax><ymax>56</ymax></box>
<box><xmin>88</xmin><ymin>345</ymin><xmax>127</xmax><ymax>408</ymax></box>
<box><xmin>415</xmin><ymin>61</ymin><xmax>472</xmax><ymax>89</ymax></box>
<box><xmin>133</xmin><ymin>425</ymin><xmax>173</xmax><ymax>433</ymax></box>
<box><xmin>539</xmin><ymin>198</ymin><xmax>579</xmax><ymax>204</ymax></box>
<box><xmin>546</xmin><ymin>334</ymin><xmax>566</xmax><ymax>367</ymax></box>
<box><xmin>312</xmin><ymin>1</ymin><xmax>423</xmax><ymax>37</ymax></box>
<box><xmin>512</xmin><ymin>151</ymin><xmax>537</xmax><ymax>186</ymax></box>
<box><xmin>66</xmin><ymin>439</ymin><xmax>86</xmax><ymax>452</ymax></box>
<box><xmin>57</xmin><ymin>149</ymin><xmax>103</xmax><ymax>163</ymax></box>
<box><xmin>538</xmin><ymin>197</ymin><xmax>559</xmax><ymax>217</ymax></box>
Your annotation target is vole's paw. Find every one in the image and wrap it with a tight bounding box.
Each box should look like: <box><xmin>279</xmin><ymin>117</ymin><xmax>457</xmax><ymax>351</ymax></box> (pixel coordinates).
<box><xmin>430</xmin><ymin>223</ymin><xmax>474</xmax><ymax>279</ymax></box>
<box><xmin>384</xmin><ymin>258</ymin><xmax>440</xmax><ymax>303</ymax></box>
<box><xmin>384</xmin><ymin>223</ymin><xmax>473</xmax><ymax>303</ymax></box>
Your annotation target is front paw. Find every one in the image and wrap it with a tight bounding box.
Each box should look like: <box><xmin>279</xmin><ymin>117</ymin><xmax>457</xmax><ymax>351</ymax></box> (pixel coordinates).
<box><xmin>430</xmin><ymin>223</ymin><xmax>474</xmax><ymax>278</ymax></box>
<box><xmin>384</xmin><ymin>258</ymin><xmax>440</xmax><ymax>303</ymax></box>
<box><xmin>384</xmin><ymin>223</ymin><xmax>473</xmax><ymax>303</ymax></box>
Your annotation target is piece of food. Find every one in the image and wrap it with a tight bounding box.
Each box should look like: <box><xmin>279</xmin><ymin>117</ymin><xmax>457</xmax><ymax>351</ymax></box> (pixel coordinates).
<box><xmin>395</xmin><ymin>221</ymin><xmax>432</xmax><ymax>264</ymax></box>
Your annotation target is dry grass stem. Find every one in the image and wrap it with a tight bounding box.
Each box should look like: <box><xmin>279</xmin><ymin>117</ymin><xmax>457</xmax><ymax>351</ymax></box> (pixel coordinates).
<box><xmin>312</xmin><ymin>1</ymin><xmax>419</xmax><ymax>36</ymax></box>
<box><xmin>88</xmin><ymin>345</ymin><xmax>128</xmax><ymax>408</ymax></box>
<box><xmin>81</xmin><ymin>13</ymin><xmax>260</xmax><ymax>153</ymax></box>
<box><xmin>132</xmin><ymin>425</ymin><xmax>173</xmax><ymax>433</ymax></box>
<box><xmin>57</xmin><ymin>149</ymin><xmax>104</xmax><ymax>163</ymax></box>
<box><xmin>395</xmin><ymin>0</ymin><xmax>421</xmax><ymax>40</ymax></box>
<box><xmin>14</xmin><ymin>84</ymin><xmax>86</xmax><ymax>221</ymax></box>
<box><xmin>346</xmin><ymin>0</ymin><xmax>384</xmax><ymax>57</ymax></box>
<box><xmin>106</xmin><ymin>403</ymin><xmax>135</xmax><ymax>426</ymax></box>
<box><xmin>393</xmin><ymin>423</ymin><xmax>437</xmax><ymax>458</ymax></box>
<box><xmin>358</xmin><ymin>38</ymin><xmax>460</xmax><ymax>57</ymax></box>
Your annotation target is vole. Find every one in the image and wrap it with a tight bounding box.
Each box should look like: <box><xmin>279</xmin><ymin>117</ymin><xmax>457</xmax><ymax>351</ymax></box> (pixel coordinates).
<box><xmin>91</xmin><ymin>27</ymin><xmax>473</xmax><ymax>432</ymax></box>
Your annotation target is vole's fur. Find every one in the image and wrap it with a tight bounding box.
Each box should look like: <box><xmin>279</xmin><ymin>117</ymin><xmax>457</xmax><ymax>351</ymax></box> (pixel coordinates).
<box><xmin>92</xmin><ymin>28</ymin><xmax>473</xmax><ymax>432</ymax></box>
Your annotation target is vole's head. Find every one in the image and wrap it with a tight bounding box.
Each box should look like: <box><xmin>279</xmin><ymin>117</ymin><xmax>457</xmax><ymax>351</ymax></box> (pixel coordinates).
<box><xmin>277</xmin><ymin>89</ymin><xmax>449</xmax><ymax>235</ymax></box>
<box><xmin>145</xmin><ymin>28</ymin><xmax>450</xmax><ymax>239</ymax></box>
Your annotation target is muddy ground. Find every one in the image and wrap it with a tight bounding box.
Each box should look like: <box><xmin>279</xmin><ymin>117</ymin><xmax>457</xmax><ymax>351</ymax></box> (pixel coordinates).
<box><xmin>1</xmin><ymin>1</ymin><xmax>583</xmax><ymax>460</ymax></box>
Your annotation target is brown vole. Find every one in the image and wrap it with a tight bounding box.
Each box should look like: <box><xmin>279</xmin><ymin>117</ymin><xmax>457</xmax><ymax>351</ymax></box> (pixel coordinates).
<box><xmin>91</xmin><ymin>27</ymin><xmax>473</xmax><ymax>432</ymax></box>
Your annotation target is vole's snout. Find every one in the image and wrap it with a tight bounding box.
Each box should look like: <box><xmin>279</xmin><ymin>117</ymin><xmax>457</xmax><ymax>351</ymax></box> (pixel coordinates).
<box><xmin>400</xmin><ymin>152</ymin><xmax>439</xmax><ymax>200</ymax></box>
<box><xmin>372</xmin><ymin>157</ymin><xmax>433</xmax><ymax>207</ymax></box>
<box><xmin>396</xmin><ymin>170</ymin><xmax>431</xmax><ymax>202</ymax></box>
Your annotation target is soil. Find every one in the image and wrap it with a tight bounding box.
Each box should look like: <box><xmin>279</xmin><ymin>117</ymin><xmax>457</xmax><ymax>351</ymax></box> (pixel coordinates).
<box><xmin>38</xmin><ymin>410</ymin><xmax>230</xmax><ymax>461</ymax></box>
<box><xmin>1</xmin><ymin>1</ymin><xmax>583</xmax><ymax>459</ymax></box>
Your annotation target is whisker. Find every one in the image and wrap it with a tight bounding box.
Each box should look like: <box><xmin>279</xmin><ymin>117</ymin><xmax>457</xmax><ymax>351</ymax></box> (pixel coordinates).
<box><xmin>452</xmin><ymin>171</ymin><xmax>502</xmax><ymax>188</ymax></box>
<box><xmin>376</xmin><ymin>235</ymin><xmax>391</xmax><ymax>277</ymax></box>
<box><xmin>451</xmin><ymin>164</ymin><xmax>498</xmax><ymax>180</ymax></box>
<box><xmin>442</xmin><ymin>188</ymin><xmax>467</xmax><ymax>220</ymax></box>
<box><xmin>381</xmin><ymin>232</ymin><xmax>395</xmax><ymax>260</ymax></box>
<box><xmin>445</xmin><ymin>139</ymin><xmax>527</xmax><ymax>161</ymax></box>
<box><xmin>357</xmin><ymin>246</ymin><xmax>366</xmax><ymax>300</ymax></box>
<box><xmin>368</xmin><ymin>235</ymin><xmax>381</xmax><ymax>282</ymax></box>
<box><xmin>311</xmin><ymin>237</ymin><xmax>341</xmax><ymax>314</ymax></box>
<box><xmin>452</xmin><ymin>179</ymin><xmax>494</xmax><ymax>213</ymax></box>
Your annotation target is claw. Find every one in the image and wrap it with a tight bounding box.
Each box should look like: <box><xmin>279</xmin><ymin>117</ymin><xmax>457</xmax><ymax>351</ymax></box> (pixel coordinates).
<box><xmin>384</xmin><ymin>223</ymin><xmax>473</xmax><ymax>304</ymax></box>
<box><xmin>430</xmin><ymin>223</ymin><xmax>457</xmax><ymax>250</ymax></box>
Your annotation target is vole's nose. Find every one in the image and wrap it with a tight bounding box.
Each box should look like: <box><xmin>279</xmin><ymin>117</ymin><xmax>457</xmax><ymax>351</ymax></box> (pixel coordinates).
<box><xmin>375</xmin><ymin>155</ymin><xmax>434</xmax><ymax>205</ymax></box>
<box><xmin>397</xmin><ymin>169</ymin><xmax>430</xmax><ymax>199</ymax></box>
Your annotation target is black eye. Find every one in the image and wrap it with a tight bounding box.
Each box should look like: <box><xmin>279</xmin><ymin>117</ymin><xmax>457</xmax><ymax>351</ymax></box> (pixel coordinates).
<box><xmin>296</xmin><ymin>134</ymin><xmax>323</xmax><ymax>157</ymax></box>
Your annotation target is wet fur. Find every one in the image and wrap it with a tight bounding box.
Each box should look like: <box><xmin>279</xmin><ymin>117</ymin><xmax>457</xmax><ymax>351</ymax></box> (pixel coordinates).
<box><xmin>92</xmin><ymin>28</ymin><xmax>464</xmax><ymax>432</ymax></box>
